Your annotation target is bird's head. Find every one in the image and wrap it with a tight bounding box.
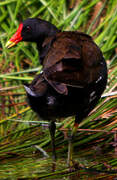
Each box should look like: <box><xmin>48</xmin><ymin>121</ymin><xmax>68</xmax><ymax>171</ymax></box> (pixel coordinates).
<box><xmin>6</xmin><ymin>18</ymin><xmax>58</xmax><ymax>48</ymax></box>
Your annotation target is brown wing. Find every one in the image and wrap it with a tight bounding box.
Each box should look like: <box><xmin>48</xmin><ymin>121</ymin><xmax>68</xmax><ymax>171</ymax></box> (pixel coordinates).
<box><xmin>43</xmin><ymin>32</ymin><xmax>82</xmax><ymax>69</ymax></box>
<box><xmin>28</xmin><ymin>73</ymin><xmax>48</xmax><ymax>96</ymax></box>
<box><xmin>43</xmin><ymin>32</ymin><xmax>103</xmax><ymax>95</ymax></box>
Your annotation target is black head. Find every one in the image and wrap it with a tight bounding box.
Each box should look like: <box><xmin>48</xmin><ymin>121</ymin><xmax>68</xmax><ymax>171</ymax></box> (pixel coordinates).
<box><xmin>21</xmin><ymin>18</ymin><xmax>58</xmax><ymax>42</ymax></box>
<box><xmin>6</xmin><ymin>18</ymin><xmax>59</xmax><ymax>48</ymax></box>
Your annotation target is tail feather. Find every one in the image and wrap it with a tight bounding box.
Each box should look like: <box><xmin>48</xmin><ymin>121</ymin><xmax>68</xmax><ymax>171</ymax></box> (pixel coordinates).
<box><xmin>24</xmin><ymin>85</ymin><xmax>37</xmax><ymax>97</ymax></box>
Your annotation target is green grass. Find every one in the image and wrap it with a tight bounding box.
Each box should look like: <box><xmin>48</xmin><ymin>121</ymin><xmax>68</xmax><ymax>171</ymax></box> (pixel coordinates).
<box><xmin>0</xmin><ymin>0</ymin><xmax>117</xmax><ymax>179</ymax></box>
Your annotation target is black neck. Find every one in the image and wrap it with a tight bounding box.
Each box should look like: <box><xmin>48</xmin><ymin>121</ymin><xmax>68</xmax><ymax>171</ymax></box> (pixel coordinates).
<box><xmin>36</xmin><ymin>19</ymin><xmax>60</xmax><ymax>47</ymax></box>
<box><xmin>36</xmin><ymin>20</ymin><xmax>60</xmax><ymax>64</ymax></box>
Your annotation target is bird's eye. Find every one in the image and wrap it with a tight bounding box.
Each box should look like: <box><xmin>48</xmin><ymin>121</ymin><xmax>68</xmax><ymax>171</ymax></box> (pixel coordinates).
<box><xmin>25</xmin><ymin>26</ymin><xmax>31</xmax><ymax>32</ymax></box>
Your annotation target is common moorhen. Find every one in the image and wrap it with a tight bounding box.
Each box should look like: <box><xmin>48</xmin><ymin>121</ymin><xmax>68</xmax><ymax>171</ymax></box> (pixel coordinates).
<box><xmin>6</xmin><ymin>18</ymin><xmax>107</xmax><ymax>165</ymax></box>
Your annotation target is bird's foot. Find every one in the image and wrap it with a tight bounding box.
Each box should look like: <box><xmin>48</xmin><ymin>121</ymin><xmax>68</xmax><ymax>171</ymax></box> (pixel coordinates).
<box><xmin>68</xmin><ymin>159</ymin><xmax>80</xmax><ymax>172</ymax></box>
<box><xmin>51</xmin><ymin>160</ymin><xmax>56</xmax><ymax>172</ymax></box>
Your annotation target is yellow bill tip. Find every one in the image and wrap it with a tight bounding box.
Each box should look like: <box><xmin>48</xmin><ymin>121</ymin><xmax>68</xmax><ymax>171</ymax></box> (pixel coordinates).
<box><xmin>5</xmin><ymin>40</ymin><xmax>16</xmax><ymax>48</ymax></box>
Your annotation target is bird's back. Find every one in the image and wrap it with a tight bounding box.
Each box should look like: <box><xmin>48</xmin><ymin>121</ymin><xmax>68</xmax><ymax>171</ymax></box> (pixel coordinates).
<box><xmin>42</xmin><ymin>31</ymin><xmax>107</xmax><ymax>94</ymax></box>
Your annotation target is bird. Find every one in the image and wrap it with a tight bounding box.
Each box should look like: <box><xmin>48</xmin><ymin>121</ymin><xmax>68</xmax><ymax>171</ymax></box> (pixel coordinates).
<box><xmin>6</xmin><ymin>18</ymin><xmax>107</xmax><ymax>166</ymax></box>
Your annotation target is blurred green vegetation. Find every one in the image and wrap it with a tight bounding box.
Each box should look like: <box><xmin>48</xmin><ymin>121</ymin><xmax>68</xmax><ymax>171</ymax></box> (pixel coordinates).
<box><xmin>0</xmin><ymin>0</ymin><xmax>117</xmax><ymax>179</ymax></box>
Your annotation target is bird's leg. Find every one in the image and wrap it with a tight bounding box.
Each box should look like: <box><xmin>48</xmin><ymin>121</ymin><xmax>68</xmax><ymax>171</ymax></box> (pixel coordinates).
<box><xmin>67</xmin><ymin>118</ymin><xmax>79</xmax><ymax>168</ymax></box>
<box><xmin>49</xmin><ymin>121</ymin><xmax>56</xmax><ymax>172</ymax></box>
<box><xmin>49</xmin><ymin>121</ymin><xmax>56</xmax><ymax>161</ymax></box>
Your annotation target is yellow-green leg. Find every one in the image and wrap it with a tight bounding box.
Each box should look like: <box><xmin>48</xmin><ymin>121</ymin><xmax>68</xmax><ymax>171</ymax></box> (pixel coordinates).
<box><xmin>67</xmin><ymin>122</ymin><xmax>79</xmax><ymax>167</ymax></box>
